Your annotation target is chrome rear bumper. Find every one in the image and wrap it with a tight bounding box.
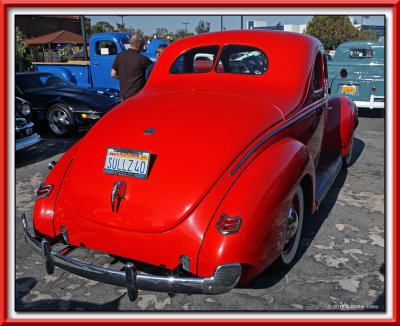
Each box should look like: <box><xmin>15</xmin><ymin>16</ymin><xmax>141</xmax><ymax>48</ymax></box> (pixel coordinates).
<box><xmin>21</xmin><ymin>214</ymin><xmax>241</xmax><ymax>301</ymax></box>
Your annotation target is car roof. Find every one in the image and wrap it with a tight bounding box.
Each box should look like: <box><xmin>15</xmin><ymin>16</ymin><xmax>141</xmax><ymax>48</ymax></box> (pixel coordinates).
<box><xmin>336</xmin><ymin>40</ymin><xmax>384</xmax><ymax>49</ymax></box>
<box><xmin>143</xmin><ymin>30</ymin><xmax>322</xmax><ymax>116</ymax></box>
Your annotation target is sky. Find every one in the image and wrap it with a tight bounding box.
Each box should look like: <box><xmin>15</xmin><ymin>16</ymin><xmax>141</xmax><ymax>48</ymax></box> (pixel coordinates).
<box><xmin>86</xmin><ymin>15</ymin><xmax>385</xmax><ymax>36</ymax></box>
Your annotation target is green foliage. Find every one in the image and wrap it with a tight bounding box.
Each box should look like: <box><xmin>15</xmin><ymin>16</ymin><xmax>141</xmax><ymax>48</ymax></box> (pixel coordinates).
<box><xmin>171</xmin><ymin>28</ymin><xmax>194</xmax><ymax>41</ymax></box>
<box><xmin>357</xmin><ymin>29</ymin><xmax>378</xmax><ymax>41</ymax></box>
<box><xmin>16</xmin><ymin>27</ymin><xmax>30</xmax><ymax>71</ymax></box>
<box><xmin>305</xmin><ymin>16</ymin><xmax>362</xmax><ymax>50</ymax></box>
<box><xmin>195</xmin><ymin>20</ymin><xmax>211</xmax><ymax>34</ymax></box>
<box><xmin>116</xmin><ymin>23</ymin><xmax>135</xmax><ymax>34</ymax></box>
<box><xmin>15</xmin><ymin>26</ymin><xmax>28</xmax><ymax>61</ymax></box>
<box><xmin>155</xmin><ymin>27</ymin><xmax>170</xmax><ymax>40</ymax></box>
<box><xmin>91</xmin><ymin>21</ymin><xmax>116</xmax><ymax>35</ymax></box>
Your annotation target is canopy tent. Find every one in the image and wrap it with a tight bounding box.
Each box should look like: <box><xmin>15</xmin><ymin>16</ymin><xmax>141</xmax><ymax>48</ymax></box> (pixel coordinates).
<box><xmin>26</xmin><ymin>30</ymin><xmax>88</xmax><ymax>62</ymax></box>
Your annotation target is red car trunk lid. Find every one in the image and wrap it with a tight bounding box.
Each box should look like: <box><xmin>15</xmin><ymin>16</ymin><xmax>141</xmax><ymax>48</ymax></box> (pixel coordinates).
<box><xmin>58</xmin><ymin>92</ymin><xmax>283</xmax><ymax>233</ymax></box>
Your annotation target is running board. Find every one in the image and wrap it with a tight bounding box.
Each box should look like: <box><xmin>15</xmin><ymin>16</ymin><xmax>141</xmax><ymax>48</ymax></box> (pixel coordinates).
<box><xmin>315</xmin><ymin>153</ymin><xmax>343</xmax><ymax>208</ymax></box>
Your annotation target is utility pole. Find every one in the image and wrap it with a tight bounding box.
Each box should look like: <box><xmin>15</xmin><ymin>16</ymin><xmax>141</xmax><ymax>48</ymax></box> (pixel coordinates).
<box><xmin>221</xmin><ymin>16</ymin><xmax>223</xmax><ymax>31</ymax></box>
<box><xmin>241</xmin><ymin>15</ymin><xmax>243</xmax><ymax>29</ymax></box>
<box><xmin>183</xmin><ymin>22</ymin><xmax>189</xmax><ymax>33</ymax></box>
<box><xmin>80</xmin><ymin>16</ymin><xmax>88</xmax><ymax>61</ymax></box>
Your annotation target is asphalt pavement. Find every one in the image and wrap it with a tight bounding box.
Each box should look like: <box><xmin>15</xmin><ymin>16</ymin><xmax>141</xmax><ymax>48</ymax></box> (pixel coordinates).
<box><xmin>14</xmin><ymin>112</ymin><xmax>386</xmax><ymax>312</ymax></box>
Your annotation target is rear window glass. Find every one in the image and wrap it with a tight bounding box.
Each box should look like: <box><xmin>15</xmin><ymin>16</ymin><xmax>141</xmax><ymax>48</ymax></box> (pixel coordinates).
<box><xmin>215</xmin><ymin>45</ymin><xmax>268</xmax><ymax>75</ymax></box>
<box><xmin>349</xmin><ymin>48</ymin><xmax>374</xmax><ymax>58</ymax></box>
<box><xmin>170</xmin><ymin>45</ymin><xmax>220</xmax><ymax>74</ymax></box>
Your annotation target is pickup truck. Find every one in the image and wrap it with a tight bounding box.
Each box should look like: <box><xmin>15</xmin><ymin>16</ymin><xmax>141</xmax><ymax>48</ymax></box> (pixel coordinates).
<box><xmin>33</xmin><ymin>33</ymin><xmax>168</xmax><ymax>94</ymax></box>
<box><xmin>328</xmin><ymin>40</ymin><xmax>384</xmax><ymax>110</ymax></box>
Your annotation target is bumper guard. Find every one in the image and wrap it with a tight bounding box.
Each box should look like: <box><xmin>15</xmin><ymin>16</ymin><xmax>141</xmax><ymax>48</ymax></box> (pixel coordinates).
<box><xmin>21</xmin><ymin>214</ymin><xmax>241</xmax><ymax>301</ymax></box>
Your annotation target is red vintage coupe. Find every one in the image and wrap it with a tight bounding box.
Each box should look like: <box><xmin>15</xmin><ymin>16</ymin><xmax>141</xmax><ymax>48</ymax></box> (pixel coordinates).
<box><xmin>22</xmin><ymin>30</ymin><xmax>358</xmax><ymax>301</ymax></box>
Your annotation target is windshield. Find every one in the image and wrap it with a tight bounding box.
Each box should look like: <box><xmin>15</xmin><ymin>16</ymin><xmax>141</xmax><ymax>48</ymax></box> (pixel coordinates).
<box><xmin>16</xmin><ymin>73</ymin><xmax>75</xmax><ymax>93</ymax></box>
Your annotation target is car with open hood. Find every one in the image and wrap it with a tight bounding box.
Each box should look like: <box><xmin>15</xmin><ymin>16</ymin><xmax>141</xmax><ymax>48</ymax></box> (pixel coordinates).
<box><xmin>21</xmin><ymin>30</ymin><xmax>358</xmax><ymax>302</ymax></box>
<box><xmin>15</xmin><ymin>72</ymin><xmax>121</xmax><ymax>136</ymax></box>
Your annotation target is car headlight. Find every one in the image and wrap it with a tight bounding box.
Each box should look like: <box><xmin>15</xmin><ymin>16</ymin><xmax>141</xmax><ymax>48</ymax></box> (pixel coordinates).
<box><xmin>21</xmin><ymin>104</ymin><xmax>31</xmax><ymax>116</ymax></box>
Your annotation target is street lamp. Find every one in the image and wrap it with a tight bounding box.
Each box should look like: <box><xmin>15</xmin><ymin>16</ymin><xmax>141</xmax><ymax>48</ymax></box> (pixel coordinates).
<box><xmin>183</xmin><ymin>22</ymin><xmax>189</xmax><ymax>33</ymax></box>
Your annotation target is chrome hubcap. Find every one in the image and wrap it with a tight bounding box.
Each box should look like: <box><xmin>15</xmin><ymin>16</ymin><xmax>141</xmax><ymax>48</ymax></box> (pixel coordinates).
<box><xmin>284</xmin><ymin>207</ymin><xmax>298</xmax><ymax>245</ymax></box>
<box><xmin>49</xmin><ymin>109</ymin><xmax>70</xmax><ymax>135</ymax></box>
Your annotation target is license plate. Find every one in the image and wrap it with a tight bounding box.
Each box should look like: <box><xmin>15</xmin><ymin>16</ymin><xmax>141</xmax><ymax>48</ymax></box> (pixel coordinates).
<box><xmin>103</xmin><ymin>147</ymin><xmax>151</xmax><ymax>179</ymax></box>
<box><xmin>342</xmin><ymin>85</ymin><xmax>357</xmax><ymax>94</ymax></box>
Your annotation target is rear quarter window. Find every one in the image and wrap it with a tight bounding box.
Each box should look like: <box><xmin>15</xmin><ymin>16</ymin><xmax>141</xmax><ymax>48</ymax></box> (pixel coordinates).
<box><xmin>216</xmin><ymin>45</ymin><xmax>268</xmax><ymax>75</ymax></box>
<box><xmin>170</xmin><ymin>45</ymin><xmax>220</xmax><ymax>74</ymax></box>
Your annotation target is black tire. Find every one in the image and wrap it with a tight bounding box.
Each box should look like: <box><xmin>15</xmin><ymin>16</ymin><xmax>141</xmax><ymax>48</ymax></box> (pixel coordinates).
<box><xmin>271</xmin><ymin>184</ymin><xmax>304</xmax><ymax>270</ymax></box>
<box><xmin>342</xmin><ymin>131</ymin><xmax>354</xmax><ymax>168</ymax></box>
<box><xmin>47</xmin><ymin>104</ymin><xmax>75</xmax><ymax>137</ymax></box>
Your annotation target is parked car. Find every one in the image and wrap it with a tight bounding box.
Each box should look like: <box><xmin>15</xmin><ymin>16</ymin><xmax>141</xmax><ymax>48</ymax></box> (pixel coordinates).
<box><xmin>328</xmin><ymin>40</ymin><xmax>384</xmax><ymax>110</ymax></box>
<box><xmin>15</xmin><ymin>97</ymin><xmax>41</xmax><ymax>151</ymax></box>
<box><xmin>15</xmin><ymin>72</ymin><xmax>121</xmax><ymax>136</ymax></box>
<box><xmin>33</xmin><ymin>33</ymin><xmax>168</xmax><ymax>91</ymax></box>
<box><xmin>22</xmin><ymin>30</ymin><xmax>358</xmax><ymax>302</ymax></box>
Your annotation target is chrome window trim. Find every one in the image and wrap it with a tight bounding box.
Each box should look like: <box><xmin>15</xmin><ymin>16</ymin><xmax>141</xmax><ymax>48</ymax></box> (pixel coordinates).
<box><xmin>229</xmin><ymin>98</ymin><xmax>326</xmax><ymax>176</ymax></box>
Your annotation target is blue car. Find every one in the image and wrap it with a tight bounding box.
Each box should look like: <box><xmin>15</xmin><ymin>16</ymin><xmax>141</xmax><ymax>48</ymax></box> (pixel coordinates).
<box><xmin>328</xmin><ymin>41</ymin><xmax>384</xmax><ymax>110</ymax></box>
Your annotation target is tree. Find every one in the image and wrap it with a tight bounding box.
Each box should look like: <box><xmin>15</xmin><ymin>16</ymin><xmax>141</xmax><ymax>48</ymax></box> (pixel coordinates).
<box><xmin>172</xmin><ymin>28</ymin><xmax>193</xmax><ymax>41</ymax></box>
<box><xmin>357</xmin><ymin>29</ymin><xmax>378</xmax><ymax>41</ymax></box>
<box><xmin>304</xmin><ymin>16</ymin><xmax>360</xmax><ymax>50</ymax></box>
<box><xmin>116</xmin><ymin>23</ymin><xmax>135</xmax><ymax>34</ymax></box>
<box><xmin>195</xmin><ymin>20</ymin><xmax>210</xmax><ymax>34</ymax></box>
<box><xmin>91</xmin><ymin>21</ymin><xmax>116</xmax><ymax>34</ymax></box>
<box><xmin>15</xmin><ymin>27</ymin><xmax>29</xmax><ymax>71</ymax></box>
<box><xmin>155</xmin><ymin>28</ymin><xmax>170</xmax><ymax>41</ymax></box>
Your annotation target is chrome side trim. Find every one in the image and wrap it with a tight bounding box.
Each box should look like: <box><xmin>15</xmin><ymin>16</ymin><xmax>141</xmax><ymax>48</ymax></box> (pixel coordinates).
<box><xmin>229</xmin><ymin>99</ymin><xmax>326</xmax><ymax>176</ymax></box>
<box><xmin>21</xmin><ymin>214</ymin><xmax>241</xmax><ymax>301</ymax></box>
<box><xmin>15</xmin><ymin>133</ymin><xmax>41</xmax><ymax>151</ymax></box>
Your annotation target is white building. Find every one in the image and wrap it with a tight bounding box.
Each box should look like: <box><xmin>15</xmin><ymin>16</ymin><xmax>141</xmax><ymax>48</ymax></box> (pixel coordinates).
<box><xmin>284</xmin><ymin>24</ymin><xmax>307</xmax><ymax>34</ymax></box>
<box><xmin>247</xmin><ymin>20</ymin><xmax>267</xmax><ymax>29</ymax></box>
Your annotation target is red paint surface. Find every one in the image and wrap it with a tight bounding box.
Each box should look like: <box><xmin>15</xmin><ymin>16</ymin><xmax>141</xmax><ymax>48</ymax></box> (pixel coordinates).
<box><xmin>33</xmin><ymin>31</ymin><xmax>358</xmax><ymax>279</ymax></box>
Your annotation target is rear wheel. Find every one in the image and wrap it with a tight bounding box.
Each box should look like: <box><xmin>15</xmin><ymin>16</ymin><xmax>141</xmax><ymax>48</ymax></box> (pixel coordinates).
<box><xmin>47</xmin><ymin>104</ymin><xmax>75</xmax><ymax>137</ymax></box>
<box><xmin>272</xmin><ymin>184</ymin><xmax>304</xmax><ymax>270</ymax></box>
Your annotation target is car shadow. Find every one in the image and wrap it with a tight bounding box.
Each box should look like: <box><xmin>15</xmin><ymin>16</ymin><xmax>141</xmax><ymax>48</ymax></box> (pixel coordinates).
<box><xmin>15</xmin><ymin>131</ymin><xmax>84</xmax><ymax>169</ymax></box>
<box><xmin>357</xmin><ymin>108</ymin><xmax>384</xmax><ymax>118</ymax></box>
<box><xmin>15</xmin><ymin>277</ymin><xmax>125</xmax><ymax>311</ymax></box>
<box><xmin>242</xmin><ymin>137</ymin><xmax>365</xmax><ymax>290</ymax></box>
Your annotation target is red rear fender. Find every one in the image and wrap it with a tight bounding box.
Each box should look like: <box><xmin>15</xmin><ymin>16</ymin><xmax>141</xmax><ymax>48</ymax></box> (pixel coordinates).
<box><xmin>197</xmin><ymin>138</ymin><xmax>315</xmax><ymax>285</ymax></box>
<box><xmin>33</xmin><ymin>140</ymin><xmax>82</xmax><ymax>236</ymax></box>
<box><xmin>322</xmin><ymin>96</ymin><xmax>358</xmax><ymax>156</ymax></box>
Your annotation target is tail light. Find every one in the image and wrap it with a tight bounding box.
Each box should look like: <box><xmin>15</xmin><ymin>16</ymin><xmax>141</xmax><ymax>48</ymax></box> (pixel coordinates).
<box><xmin>216</xmin><ymin>213</ymin><xmax>242</xmax><ymax>235</ymax></box>
<box><xmin>37</xmin><ymin>183</ymin><xmax>54</xmax><ymax>199</ymax></box>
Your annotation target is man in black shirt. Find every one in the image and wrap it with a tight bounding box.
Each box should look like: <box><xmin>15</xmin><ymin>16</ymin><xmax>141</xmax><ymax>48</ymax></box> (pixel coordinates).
<box><xmin>111</xmin><ymin>34</ymin><xmax>153</xmax><ymax>101</ymax></box>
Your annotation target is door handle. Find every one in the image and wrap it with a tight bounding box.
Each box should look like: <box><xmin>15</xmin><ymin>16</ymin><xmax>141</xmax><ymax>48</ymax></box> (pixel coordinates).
<box><xmin>94</xmin><ymin>62</ymin><xmax>99</xmax><ymax>66</ymax></box>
